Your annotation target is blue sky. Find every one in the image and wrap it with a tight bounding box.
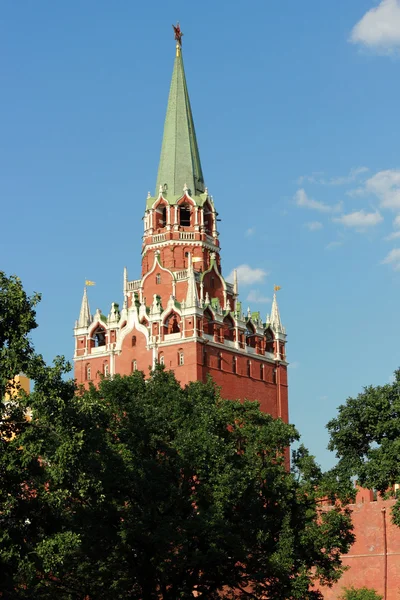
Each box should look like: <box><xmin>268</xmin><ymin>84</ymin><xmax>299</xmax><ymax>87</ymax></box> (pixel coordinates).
<box><xmin>2</xmin><ymin>0</ymin><xmax>400</xmax><ymax>470</ymax></box>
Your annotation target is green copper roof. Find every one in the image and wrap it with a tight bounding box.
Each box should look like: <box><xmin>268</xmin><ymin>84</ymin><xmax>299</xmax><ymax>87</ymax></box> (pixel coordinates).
<box><xmin>152</xmin><ymin>48</ymin><xmax>205</xmax><ymax>205</ymax></box>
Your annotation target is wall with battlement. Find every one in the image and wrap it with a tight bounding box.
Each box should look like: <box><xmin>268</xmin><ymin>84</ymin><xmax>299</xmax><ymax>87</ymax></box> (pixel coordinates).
<box><xmin>318</xmin><ymin>488</ymin><xmax>400</xmax><ymax>599</ymax></box>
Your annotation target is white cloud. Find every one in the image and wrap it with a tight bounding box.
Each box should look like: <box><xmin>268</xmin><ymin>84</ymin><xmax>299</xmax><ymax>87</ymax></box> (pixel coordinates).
<box><xmin>364</xmin><ymin>169</ymin><xmax>400</xmax><ymax>209</ymax></box>
<box><xmin>350</xmin><ymin>0</ymin><xmax>400</xmax><ymax>52</ymax></box>
<box><xmin>394</xmin><ymin>215</ymin><xmax>400</xmax><ymax>228</ymax></box>
<box><xmin>382</xmin><ymin>248</ymin><xmax>400</xmax><ymax>270</ymax></box>
<box><xmin>298</xmin><ymin>167</ymin><xmax>368</xmax><ymax>186</ymax></box>
<box><xmin>245</xmin><ymin>227</ymin><xmax>255</xmax><ymax>237</ymax></box>
<box><xmin>297</xmin><ymin>172</ymin><xmax>324</xmax><ymax>185</ymax></box>
<box><xmin>305</xmin><ymin>221</ymin><xmax>323</xmax><ymax>231</ymax></box>
<box><xmin>228</xmin><ymin>264</ymin><xmax>268</xmax><ymax>286</ymax></box>
<box><xmin>334</xmin><ymin>209</ymin><xmax>383</xmax><ymax>229</ymax></box>
<box><xmin>295</xmin><ymin>189</ymin><xmax>342</xmax><ymax>213</ymax></box>
<box><xmin>328</xmin><ymin>167</ymin><xmax>369</xmax><ymax>186</ymax></box>
<box><xmin>325</xmin><ymin>240</ymin><xmax>343</xmax><ymax>250</ymax></box>
<box><xmin>246</xmin><ymin>290</ymin><xmax>271</xmax><ymax>304</ymax></box>
<box><xmin>384</xmin><ymin>231</ymin><xmax>400</xmax><ymax>240</ymax></box>
<box><xmin>346</xmin><ymin>186</ymin><xmax>366</xmax><ymax>198</ymax></box>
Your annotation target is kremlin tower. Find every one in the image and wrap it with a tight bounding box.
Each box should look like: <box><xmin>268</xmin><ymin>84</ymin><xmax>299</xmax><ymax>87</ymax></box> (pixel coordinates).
<box><xmin>73</xmin><ymin>28</ymin><xmax>288</xmax><ymax>421</ymax></box>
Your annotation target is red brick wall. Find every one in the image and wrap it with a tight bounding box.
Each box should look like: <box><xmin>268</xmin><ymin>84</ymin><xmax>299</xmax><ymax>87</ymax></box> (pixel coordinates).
<box><xmin>115</xmin><ymin>328</ymin><xmax>152</xmax><ymax>376</ymax></box>
<box><xmin>195</xmin><ymin>346</ymin><xmax>287</xmax><ymax>419</ymax></box>
<box><xmin>318</xmin><ymin>490</ymin><xmax>400</xmax><ymax>599</ymax></box>
<box><xmin>142</xmin><ymin>265</ymin><xmax>175</xmax><ymax>306</ymax></box>
<box><xmin>74</xmin><ymin>355</ymin><xmax>111</xmax><ymax>389</ymax></box>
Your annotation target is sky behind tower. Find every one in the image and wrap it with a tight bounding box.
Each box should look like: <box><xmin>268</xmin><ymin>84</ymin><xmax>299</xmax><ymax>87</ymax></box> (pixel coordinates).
<box><xmin>1</xmin><ymin>0</ymin><xmax>400</xmax><ymax>469</ymax></box>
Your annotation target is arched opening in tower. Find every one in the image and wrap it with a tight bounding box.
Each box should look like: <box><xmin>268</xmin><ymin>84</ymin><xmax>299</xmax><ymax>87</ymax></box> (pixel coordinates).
<box><xmin>203</xmin><ymin>308</ymin><xmax>214</xmax><ymax>336</ymax></box>
<box><xmin>164</xmin><ymin>311</ymin><xmax>181</xmax><ymax>335</ymax></box>
<box><xmin>203</xmin><ymin>203</ymin><xmax>213</xmax><ymax>234</ymax></box>
<box><xmin>155</xmin><ymin>204</ymin><xmax>167</xmax><ymax>230</ymax></box>
<box><xmin>246</xmin><ymin>322</ymin><xmax>256</xmax><ymax>348</ymax></box>
<box><xmin>93</xmin><ymin>326</ymin><xmax>106</xmax><ymax>347</ymax></box>
<box><xmin>179</xmin><ymin>204</ymin><xmax>191</xmax><ymax>227</ymax></box>
<box><xmin>264</xmin><ymin>327</ymin><xmax>274</xmax><ymax>354</ymax></box>
<box><xmin>223</xmin><ymin>314</ymin><xmax>235</xmax><ymax>342</ymax></box>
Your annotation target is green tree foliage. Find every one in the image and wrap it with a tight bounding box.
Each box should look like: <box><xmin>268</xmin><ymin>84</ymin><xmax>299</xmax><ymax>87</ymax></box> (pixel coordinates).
<box><xmin>0</xmin><ymin>272</ymin><xmax>41</xmax><ymax>394</ymax></box>
<box><xmin>327</xmin><ymin>369</ymin><xmax>400</xmax><ymax>525</ymax></box>
<box><xmin>1</xmin><ymin>272</ymin><xmax>355</xmax><ymax>599</ymax></box>
<box><xmin>339</xmin><ymin>586</ymin><xmax>383</xmax><ymax>600</ymax></box>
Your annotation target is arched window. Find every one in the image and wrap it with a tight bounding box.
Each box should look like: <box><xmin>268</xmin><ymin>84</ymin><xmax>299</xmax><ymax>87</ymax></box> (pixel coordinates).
<box><xmin>155</xmin><ymin>204</ymin><xmax>167</xmax><ymax>229</ymax></box>
<box><xmin>260</xmin><ymin>363</ymin><xmax>264</xmax><ymax>380</ymax></box>
<box><xmin>232</xmin><ymin>356</ymin><xmax>237</xmax><ymax>374</ymax></box>
<box><xmin>131</xmin><ymin>335</ymin><xmax>137</xmax><ymax>347</ymax></box>
<box><xmin>86</xmin><ymin>364</ymin><xmax>91</xmax><ymax>381</ymax></box>
<box><xmin>246</xmin><ymin>322</ymin><xmax>256</xmax><ymax>348</ymax></box>
<box><xmin>179</xmin><ymin>204</ymin><xmax>191</xmax><ymax>227</ymax></box>
<box><xmin>156</xmin><ymin>274</ymin><xmax>161</xmax><ymax>285</ymax></box>
<box><xmin>265</xmin><ymin>328</ymin><xmax>274</xmax><ymax>354</ymax></box>
<box><xmin>132</xmin><ymin>360</ymin><xmax>137</xmax><ymax>372</ymax></box>
<box><xmin>223</xmin><ymin>315</ymin><xmax>235</xmax><ymax>342</ymax></box>
<box><xmin>160</xmin><ymin>206</ymin><xmax>167</xmax><ymax>227</ymax></box>
<box><xmin>203</xmin><ymin>308</ymin><xmax>214</xmax><ymax>336</ymax></box>
<box><xmin>203</xmin><ymin>346</ymin><xmax>207</xmax><ymax>366</ymax></box>
<box><xmin>247</xmin><ymin>360</ymin><xmax>251</xmax><ymax>377</ymax></box>
<box><xmin>165</xmin><ymin>312</ymin><xmax>181</xmax><ymax>334</ymax></box>
<box><xmin>178</xmin><ymin>350</ymin><xmax>184</xmax><ymax>366</ymax></box>
<box><xmin>93</xmin><ymin>326</ymin><xmax>106</xmax><ymax>347</ymax></box>
<box><xmin>159</xmin><ymin>353</ymin><xmax>165</xmax><ymax>366</ymax></box>
<box><xmin>203</xmin><ymin>203</ymin><xmax>213</xmax><ymax>235</ymax></box>
<box><xmin>217</xmin><ymin>352</ymin><xmax>222</xmax><ymax>370</ymax></box>
<box><xmin>104</xmin><ymin>363</ymin><xmax>109</xmax><ymax>377</ymax></box>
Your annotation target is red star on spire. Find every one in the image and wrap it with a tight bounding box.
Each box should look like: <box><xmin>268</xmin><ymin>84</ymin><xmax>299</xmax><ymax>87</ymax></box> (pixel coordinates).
<box><xmin>172</xmin><ymin>22</ymin><xmax>183</xmax><ymax>46</ymax></box>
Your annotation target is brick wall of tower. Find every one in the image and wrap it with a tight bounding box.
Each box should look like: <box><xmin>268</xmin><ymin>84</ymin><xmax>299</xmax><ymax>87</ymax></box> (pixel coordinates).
<box><xmin>196</xmin><ymin>347</ymin><xmax>288</xmax><ymax>418</ymax></box>
<box><xmin>159</xmin><ymin>343</ymin><xmax>287</xmax><ymax>418</ymax></box>
<box><xmin>142</xmin><ymin>266</ymin><xmax>178</xmax><ymax>306</ymax></box>
<box><xmin>115</xmin><ymin>328</ymin><xmax>152</xmax><ymax>375</ymax></box>
<box><xmin>75</xmin><ymin>355</ymin><xmax>112</xmax><ymax>389</ymax></box>
<box><xmin>75</xmin><ymin>336</ymin><xmax>287</xmax><ymax>423</ymax></box>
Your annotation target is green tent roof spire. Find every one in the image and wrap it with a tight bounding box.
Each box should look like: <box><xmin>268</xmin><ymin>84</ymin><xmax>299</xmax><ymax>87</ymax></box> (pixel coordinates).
<box><xmin>154</xmin><ymin>42</ymin><xmax>205</xmax><ymax>200</ymax></box>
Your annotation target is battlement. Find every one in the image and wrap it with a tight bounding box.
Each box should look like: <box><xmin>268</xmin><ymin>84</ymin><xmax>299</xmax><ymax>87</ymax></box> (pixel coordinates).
<box><xmin>317</xmin><ymin>486</ymin><xmax>400</xmax><ymax>599</ymax></box>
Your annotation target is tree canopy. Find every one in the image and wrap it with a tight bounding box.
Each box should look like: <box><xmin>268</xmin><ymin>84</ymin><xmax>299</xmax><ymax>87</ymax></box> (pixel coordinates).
<box><xmin>1</xmin><ymin>272</ymin><xmax>355</xmax><ymax>599</ymax></box>
<box><xmin>327</xmin><ymin>369</ymin><xmax>400</xmax><ymax>526</ymax></box>
<box><xmin>339</xmin><ymin>587</ymin><xmax>383</xmax><ymax>600</ymax></box>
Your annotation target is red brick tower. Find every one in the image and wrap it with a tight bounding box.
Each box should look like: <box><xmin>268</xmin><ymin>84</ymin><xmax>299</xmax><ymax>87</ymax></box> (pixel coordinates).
<box><xmin>73</xmin><ymin>34</ymin><xmax>288</xmax><ymax>421</ymax></box>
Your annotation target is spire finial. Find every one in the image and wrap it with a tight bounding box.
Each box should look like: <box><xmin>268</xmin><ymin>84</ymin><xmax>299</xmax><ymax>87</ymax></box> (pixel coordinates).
<box><xmin>172</xmin><ymin>22</ymin><xmax>183</xmax><ymax>47</ymax></box>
